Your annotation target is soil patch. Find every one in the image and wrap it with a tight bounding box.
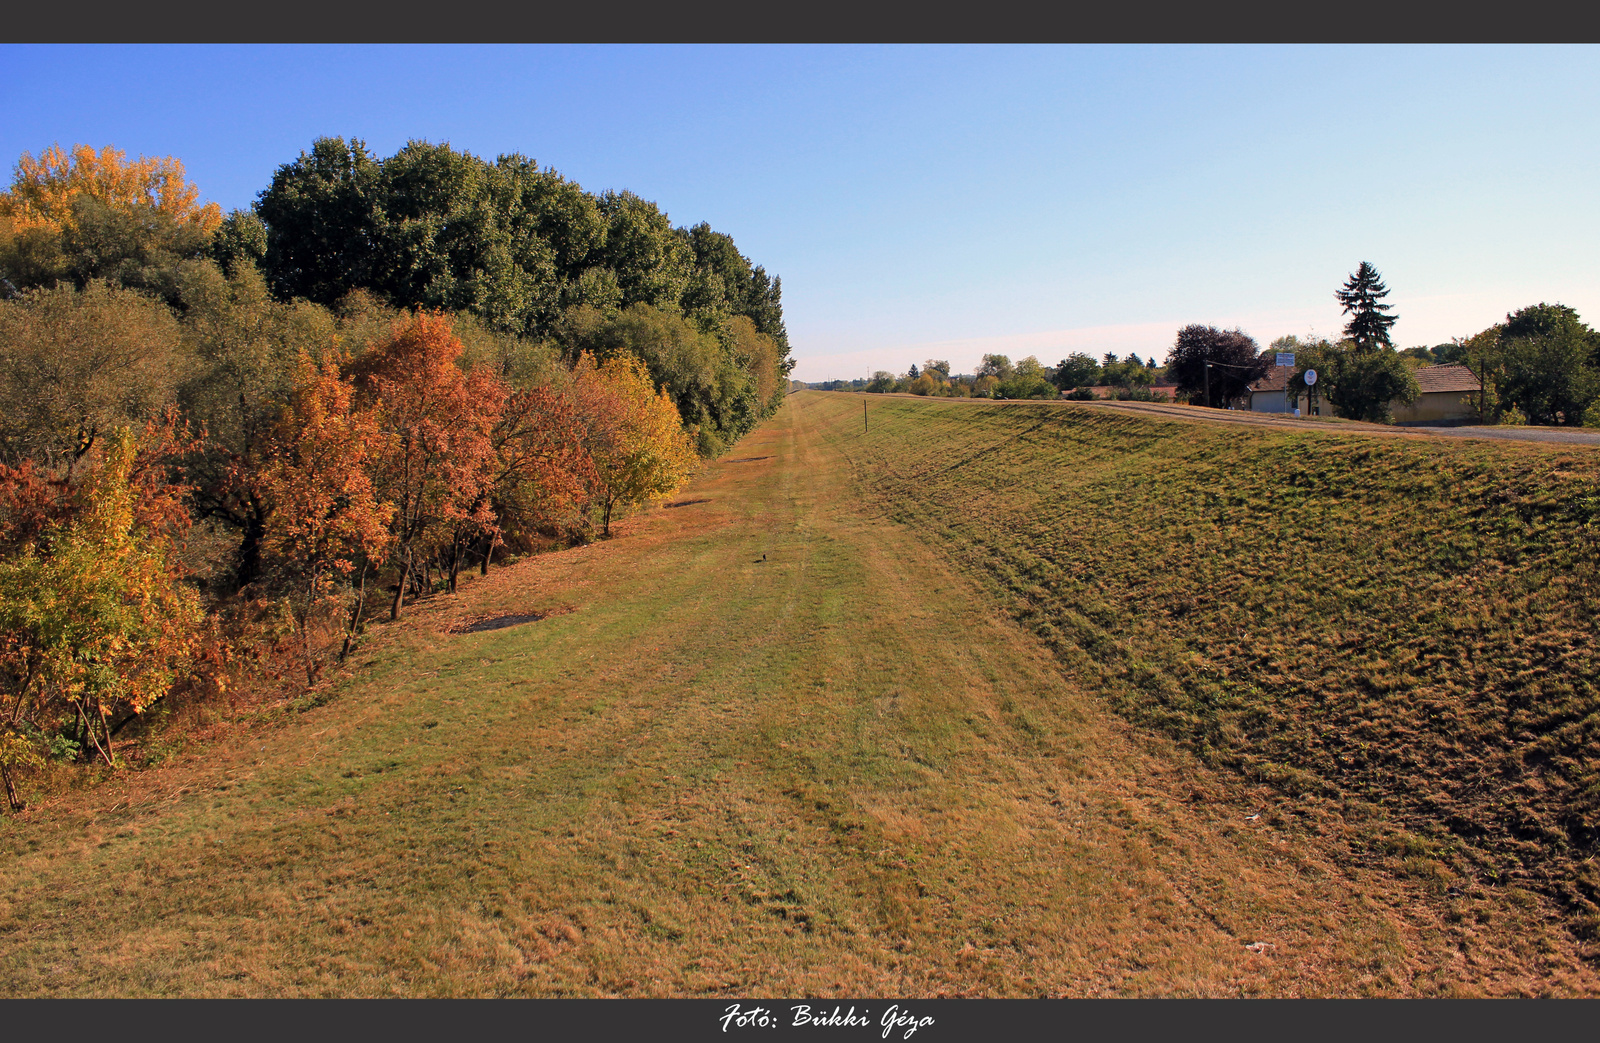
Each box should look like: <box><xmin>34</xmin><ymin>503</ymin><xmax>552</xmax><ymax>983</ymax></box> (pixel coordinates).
<box><xmin>449</xmin><ymin>611</ymin><xmax>549</xmax><ymax>634</ymax></box>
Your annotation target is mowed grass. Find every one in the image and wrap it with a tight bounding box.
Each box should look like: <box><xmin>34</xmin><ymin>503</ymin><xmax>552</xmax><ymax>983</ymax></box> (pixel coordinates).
<box><xmin>0</xmin><ymin>392</ymin><xmax>1596</xmax><ymax>996</ymax></box>
<box><xmin>823</xmin><ymin>392</ymin><xmax>1600</xmax><ymax>954</ymax></box>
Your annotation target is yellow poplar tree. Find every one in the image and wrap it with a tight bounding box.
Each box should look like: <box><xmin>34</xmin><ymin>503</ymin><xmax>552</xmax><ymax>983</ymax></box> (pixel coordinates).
<box><xmin>0</xmin><ymin>143</ymin><xmax>222</xmax><ymax>236</ymax></box>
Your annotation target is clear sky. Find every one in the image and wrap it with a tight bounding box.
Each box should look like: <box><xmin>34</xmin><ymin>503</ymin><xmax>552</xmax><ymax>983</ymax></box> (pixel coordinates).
<box><xmin>3</xmin><ymin>44</ymin><xmax>1597</xmax><ymax>382</ymax></box>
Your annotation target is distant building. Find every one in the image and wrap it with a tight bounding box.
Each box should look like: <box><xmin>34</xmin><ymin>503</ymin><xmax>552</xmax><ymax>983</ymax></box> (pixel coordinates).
<box><xmin>1241</xmin><ymin>366</ymin><xmax>1294</xmax><ymax>413</ymax></box>
<box><xmin>1391</xmin><ymin>364</ymin><xmax>1481</xmax><ymax>425</ymax></box>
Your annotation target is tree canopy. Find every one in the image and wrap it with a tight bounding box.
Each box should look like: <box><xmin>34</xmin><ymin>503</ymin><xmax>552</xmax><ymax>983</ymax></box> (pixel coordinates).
<box><xmin>1166</xmin><ymin>325</ymin><xmax>1266</xmax><ymax>407</ymax></box>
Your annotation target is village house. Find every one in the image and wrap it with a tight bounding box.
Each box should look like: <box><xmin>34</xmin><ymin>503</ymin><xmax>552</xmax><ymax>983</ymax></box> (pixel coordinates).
<box><xmin>1238</xmin><ymin>362</ymin><xmax>1481</xmax><ymax>423</ymax></box>
<box><xmin>1390</xmin><ymin>363</ymin><xmax>1482</xmax><ymax>424</ymax></box>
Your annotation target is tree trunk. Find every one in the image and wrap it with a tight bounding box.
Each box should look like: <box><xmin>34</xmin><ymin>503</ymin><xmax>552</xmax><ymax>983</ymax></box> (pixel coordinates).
<box><xmin>391</xmin><ymin>547</ymin><xmax>413</xmax><ymax>620</ymax></box>
<box><xmin>341</xmin><ymin>562</ymin><xmax>368</xmax><ymax>662</ymax></box>
<box><xmin>1</xmin><ymin>762</ymin><xmax>20</xmax><ymax>813</ymax></box>
<box><xmin>304</xmin><ymin>573</ymin><xmax>318</xmax><ymax>686</ymax></box>
<box><xmin>234</xmin><ymin>504</ymin><xmax>267</xmax><ymax>592</ymax></box>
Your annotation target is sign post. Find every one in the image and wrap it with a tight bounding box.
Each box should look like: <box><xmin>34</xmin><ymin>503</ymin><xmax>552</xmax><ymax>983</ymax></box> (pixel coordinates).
<box><xmin>1304</xmin><ymin>367</ymin><xmax>1318</xmax><ymax>417</ymax></box>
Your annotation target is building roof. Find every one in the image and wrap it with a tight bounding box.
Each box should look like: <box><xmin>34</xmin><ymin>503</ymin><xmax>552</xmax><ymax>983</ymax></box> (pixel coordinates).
<box><xmin>1247</xmin><ymin>366</ymin><xmax>1292</xmax><ymax>393</ymax></box>
<box><xmin>1414</xmin><ymin>363</ymin><xmax>1480</xmax><ymax>394</ymax></box>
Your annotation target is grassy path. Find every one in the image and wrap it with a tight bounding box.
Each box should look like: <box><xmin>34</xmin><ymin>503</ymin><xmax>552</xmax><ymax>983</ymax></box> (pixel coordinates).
<box><xmin>1</xmin><ymin>392</ymin><xmax>1588</xmax><ymax>995</ymax></box>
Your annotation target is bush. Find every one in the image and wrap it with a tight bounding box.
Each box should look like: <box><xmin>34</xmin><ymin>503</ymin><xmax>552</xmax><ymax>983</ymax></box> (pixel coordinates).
<box><xmin>1064</xmin><ymin>386</ymin><xmax>1096</xmax><ymax>401</ymax></box>
<box><xmin>1583</xmin><ymin>400</ymin><xmax>1600</xmax><ymax>429</ymax></box>
<box><xmin>1499</xmin><ymin>405</ymin><xmax>1528</xmax><ymax>427</ymax></box>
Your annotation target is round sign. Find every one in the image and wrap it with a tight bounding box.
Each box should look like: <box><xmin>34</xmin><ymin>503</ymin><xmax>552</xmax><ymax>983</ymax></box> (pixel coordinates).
<box><xmin>1304</xmin><ymin>368</ymin><xmax>1318</xmax><ymax>386</ymax></box>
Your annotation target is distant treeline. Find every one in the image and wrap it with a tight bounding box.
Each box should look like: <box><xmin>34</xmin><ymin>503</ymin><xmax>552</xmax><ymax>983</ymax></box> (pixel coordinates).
<box><xmin>809</xmin><ymin>352</ymin><xmax>1166</xmax><ymax>401</ymax></box>
<box><xmin>0</xmin><ymin>141</ymin><xmax>791</xmax><ymax>804</ymax></box>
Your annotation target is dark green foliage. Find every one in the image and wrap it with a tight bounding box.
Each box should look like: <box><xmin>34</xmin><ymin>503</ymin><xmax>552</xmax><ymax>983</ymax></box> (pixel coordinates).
<box><xmin>1325</xmin><ymin>345</ymin><xmax>1420</xmax><ymax>424</ymax></box>
<box><xmin>1494</xmin><ymin>304</ymin><xmax>1600</xmax><ymax>426</ymax></box>
<box><xmin>254</xmin><ymin>137</ymin><xmax>384</xmax><ymax>308</ymax></box>
<box><xmin>1167</xmin><ymin>325</ymin><xmax>1266</xmax><ymax>407</ymax></box>
<box><xmin>252</xmin><ymin>138</ymin><xmax>789</xmax><ymax>373</ymax></box>
<box><xmin>1336</xmin><ymin>261</ymin><xmax>1398</xmax><ymax>352</ymax></box>
<box><xmin>1053</xmin><ymin>353</ymin><xmax>1102</xmax><ymax>391</ymax></box>
<box><xmin>2</xmin><ymin>196</ymin><xmax>215</xmax><ymax>311</ymax></box>
<box><xmin>210</xmin><ymin>210</ymin><xmax>267</xmax><ymax>278</ymax></box>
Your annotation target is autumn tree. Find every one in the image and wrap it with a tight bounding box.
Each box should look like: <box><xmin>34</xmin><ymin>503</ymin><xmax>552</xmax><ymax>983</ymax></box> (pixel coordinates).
<box><xmin>0</xmin><ymin>422</ymin><xmax>201</xmax><ymax>793</ymax></box>
<box><xmin>486</xmin><ymin>385</ymin><xmax>598</xmax><ymax>565</ymax></box>
<box><xmin>176</xmin><ymin>264</ymin><xmax>339</xmax><ymax>590</ymax></box>
<box><xmin>349</xmin><ymin>313</ymin><xmax>507</xmax><ymax>619</ymax></box>
<box><xmin>569</xmin><ymin>352</ymin><xmax>697</xmax><ymax>536</ymax></box>
<box><xmin>0</xmin><ymin>144</ymin><xmax>222</xmax><ymax>237</ymax></box>
<box><xmin>257</xmin><ymin>352</ymin><xmax>394</xmax><ymax>681</ymax></box>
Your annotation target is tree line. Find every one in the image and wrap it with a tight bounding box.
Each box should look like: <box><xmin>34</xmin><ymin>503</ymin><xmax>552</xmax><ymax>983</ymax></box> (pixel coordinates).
<box><xmin>0</xmin><ymin>141</ymin><xmax>790</xmax><ymax>808</ymax></box>
<box><xmin>820</xmin><ymin>352</ymin><xmax>1164</xmax><ymax>401</ymax></box>
<box><xmin>826</xmin><ymin>262</ymin><xmax>1600</xmax><ymax>426</ymax></box>
<box><xmin>1169</xmin><ymin>264</ymin><xmax>1600</xmax><ymax>426</ymax></box>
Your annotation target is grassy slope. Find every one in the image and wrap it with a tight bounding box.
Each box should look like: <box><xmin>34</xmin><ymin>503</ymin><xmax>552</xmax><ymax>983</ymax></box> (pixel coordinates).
<box><xmin>0</xmin><ymin>392</ymin><xmax>1595</xmax><ymax>996</ymax></box>
<box><xmin>833</xmin><ymin>393</ymin><xmax>1600</xmax><ymax>949</ymax></box>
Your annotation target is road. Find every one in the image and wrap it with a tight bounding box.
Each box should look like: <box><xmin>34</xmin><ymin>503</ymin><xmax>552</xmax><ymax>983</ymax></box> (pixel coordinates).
<box><xmin>834</xmin><ymin>392</ymin><xmax>1600</xmax><ymax>447</ymax></box>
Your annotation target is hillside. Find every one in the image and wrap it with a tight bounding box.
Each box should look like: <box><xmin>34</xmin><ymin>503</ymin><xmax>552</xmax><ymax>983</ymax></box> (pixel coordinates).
<box><xmin>1</xmin><ymin>392</ymin><xmax>1597</xmax><ymax>996</ymax></box>
<box><xmin>824</xmin><ymin>391</ymin><xmax>1600</xmax><ymax>949</ymax></box>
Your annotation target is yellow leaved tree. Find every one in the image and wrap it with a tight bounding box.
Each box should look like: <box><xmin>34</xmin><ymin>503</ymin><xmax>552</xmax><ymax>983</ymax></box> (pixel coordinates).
<box><xmin>0</xmin><ymin>143</ymin><xmax>222</xmax><ymax>236</ymax></box>
<box><xmin>569</xmin><ymin>352</ymin><xmax>698</xmax><ymax>536</ymax></box>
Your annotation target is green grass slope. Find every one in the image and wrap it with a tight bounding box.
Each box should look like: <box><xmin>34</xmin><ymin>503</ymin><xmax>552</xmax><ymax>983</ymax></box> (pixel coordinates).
<box><xmin>821</xmin><ymin>392</ymin><xmax>1600</xmax><ymax>949</ymax></box>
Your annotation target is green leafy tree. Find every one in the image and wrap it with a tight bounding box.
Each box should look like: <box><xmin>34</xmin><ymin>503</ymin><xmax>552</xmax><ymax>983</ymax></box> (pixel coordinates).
<box><xmin>1167</xmin><ymin>325</ymin><xmax>1266</xmax><ymax>407</ymax></box>
<box><xmin>1289</xmin><ymin>338</ymin><xmax>1419</xmax><ymax>423</ymax></box>
<box><xmin>977</xmin><ymin>354</ymin><xmax>1014</xmax><ymax>383</ymax></box>
<box><xmin>1053</xmin><ymin>353</ymin><xmax>1102</xmax><ymax>391</ymax></box>
<box><xmin>998</xmin><ymin>356</ymin><xmax>1056</xmax><ymax>399</ymax></box>
<box><xmin>0</xmin><ymin>281</ymin><xmax>187</xmax><ymax>470</ymax></box>
<box><xmin>1493</xmin><ymin>303</ymin><xmax>1600</xmax><ymax>426</ymax></box>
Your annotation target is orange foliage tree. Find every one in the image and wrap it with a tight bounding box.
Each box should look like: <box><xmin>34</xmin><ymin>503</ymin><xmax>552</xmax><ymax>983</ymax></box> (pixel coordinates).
<box><xmin>483</xmin><ymin>384</ymin><xmax>598</xmax><ymax>572</ymax></box>
<box><xmin>0</xmin><ymin>143</ymin><xmax>222</xmax><ymax>236</ymax></box>
<box><xmin>0</xmin><ymin>420</ymin><xmax>201</xmax><ymax>797</ymax></box>
<box><xmin>569</xmin><ymin>352</ymin><xmax>698</xmax><ymax>536</ymax></box>
<box><xmin>349</xmin><ymin>313</ymin><xmax>507</xmax><ymax>619</ymax></box>
<box><xmin>258</xmin><ymin>352</ymin><xmax>395</xmax><ymax>682</ymax></box>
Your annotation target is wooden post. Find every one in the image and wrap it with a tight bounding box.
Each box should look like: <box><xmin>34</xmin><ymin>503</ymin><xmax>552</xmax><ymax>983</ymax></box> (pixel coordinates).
<box><xmin>864</xmin><ymin>397</ymin><xmax>868</xmax><ymax>434</ymax></box>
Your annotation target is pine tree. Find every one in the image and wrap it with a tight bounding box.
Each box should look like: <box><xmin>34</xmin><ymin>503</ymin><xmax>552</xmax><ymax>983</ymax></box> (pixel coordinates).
<box><xmin>1336</xmin><ymin>262</ymin><xmax>1398</xmax><ymax>353</ymax></box>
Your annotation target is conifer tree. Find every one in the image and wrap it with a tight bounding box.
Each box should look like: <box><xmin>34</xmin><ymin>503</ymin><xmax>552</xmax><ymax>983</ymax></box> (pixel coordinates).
<box><xmin>1336</xmin><ymin>262</ymin><xmax>1398</xmax><ymax>353</ymax></box>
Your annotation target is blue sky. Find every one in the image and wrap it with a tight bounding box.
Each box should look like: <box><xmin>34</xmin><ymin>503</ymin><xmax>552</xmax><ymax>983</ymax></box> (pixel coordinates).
<box><xmin>4</xmin><ymin>44</ymin><xmax>1597</xmax><ymax>381</ymax></box>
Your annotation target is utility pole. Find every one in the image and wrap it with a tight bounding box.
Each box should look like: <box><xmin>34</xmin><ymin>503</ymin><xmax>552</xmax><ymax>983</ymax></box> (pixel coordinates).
<box><xmin>1203</xmin><ymin>360</ymin><xmax>1211</xmax><ymax>409</ymax></box>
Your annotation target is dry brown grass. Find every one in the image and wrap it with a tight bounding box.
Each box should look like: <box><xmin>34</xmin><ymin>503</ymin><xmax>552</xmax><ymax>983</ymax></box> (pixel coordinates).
<box><xmin>0</xmin><ymin>392</ymin><xmax>1594</xmax><ymax>996</ymax></box>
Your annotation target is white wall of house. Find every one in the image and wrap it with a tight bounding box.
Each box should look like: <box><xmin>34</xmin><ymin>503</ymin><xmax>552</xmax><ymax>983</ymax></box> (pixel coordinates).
<box><xmin>1249</xmin><ymin>390</ymin><xmax>1291</xmax><ymax>413</ymax></box>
